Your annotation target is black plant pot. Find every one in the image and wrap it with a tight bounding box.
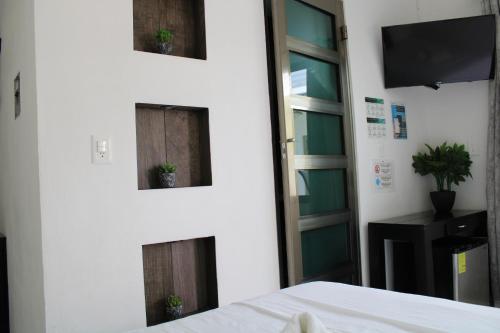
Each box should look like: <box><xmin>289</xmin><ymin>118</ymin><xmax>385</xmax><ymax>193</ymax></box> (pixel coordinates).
<box><xmin>430</xmin><ymin>191</ymin><xmax>456</xmax><ymax>214</ymax></box>
<box><xmin>159</xmin><ymin>172</ymin><xmax>176</xmax><ymax>188</ymax></box>
<box><xmin>166</xmin><ymin>305</ymin><xmax>183</xmax><ymax>321</ymax></box>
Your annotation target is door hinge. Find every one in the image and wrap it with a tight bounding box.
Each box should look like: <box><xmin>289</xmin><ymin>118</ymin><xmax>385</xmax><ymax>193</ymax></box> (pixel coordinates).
<box><xmin>281</xmin><ymin>139</ymin><xmax>295</xmax><ymax>160</ymax></box>
<box><xmin>281</xmin><ymin>142</ymin><xmax>287</xmax><ymax>160</ymax></box>
<box><xmin>340</xmin><ymin>25</ymin><xmax>348</xmax><ymax>40</ymax></box>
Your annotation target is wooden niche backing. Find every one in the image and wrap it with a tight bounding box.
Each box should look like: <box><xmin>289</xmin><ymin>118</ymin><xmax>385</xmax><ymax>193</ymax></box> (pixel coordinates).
<box><xmin>133</xmin><ymin>0</ymin><xmax>206</xmax><ymax>59</ymax></box>
<box><xmin>142</xmin><ymin>237</ymin><xmax>218</xmax><ymax>326</ymax></box>
<box><xmin>135</xmin><ymin>103</ymin><xmax>212</xmax><ymax>190</ymax></box>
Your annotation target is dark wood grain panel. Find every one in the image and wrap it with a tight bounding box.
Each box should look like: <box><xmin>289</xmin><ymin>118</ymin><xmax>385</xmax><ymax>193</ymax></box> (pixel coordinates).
<box><xmin>198</xmin><ymin>111</ymin><xmax>212</xmax><ymax>185</ymax></box>
<box><xmin>133</xmin><ymin>0</ymin><xmax>206</xmax><ymax>60</ymax></box>
<box><xmin>194</xmin><ymin>0</ymin><xmax>207</xmax><ymax>59</ymax></box>
<box><xmin>143</xmin><ymin>242</ymin><xmax>173</xmax><ymax>326</ymax></box>
<box><xmin>142</xmin><ymin>237</ymin><xmax>218</xmax><ymax>326</ymax></box>
<box><xmin>133</xmin><ymin>0</ymin><xmax>157</xmax><ymax>53</ymax></box>
<box><xmin>135</xmin><ymin>104</ymin><xmax>212</xmax><ymax>190</ymax></box>
<box><xmin>136</xmin><ymin>107</ymin><xmax>167</xmax><ymax>190</ymax></box>
<box><xmin>164</xmin><ymin>109</ymin><xmax>201</xmax><ymax>187</ymax></box>
<box><xmin>191</xmin><ymin>237</ymin><xmax>218</xmax><ymax>312</ymax></box>
<box><xmin>171</xmin><ymin>240</ymin><xmax>200</xmax><ymax>313</ymax></box>
<box><xmin>195</xmin><ymin>237</ymin><xmax>218</xmax><ymax>310</ymax></box>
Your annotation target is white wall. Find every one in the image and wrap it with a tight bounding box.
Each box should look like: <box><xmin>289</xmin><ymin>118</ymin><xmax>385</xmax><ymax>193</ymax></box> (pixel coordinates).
<box><xmin>418</xmin><ymin>0</ymin><xmax>489</xmax><ymax>210</ymax></box>
<box><xmin>0</xmin><ymin>0</ymin><xmax>46</xmax><ymax>332</ymax></box>
<box><xmin>0</xmin><ymin>0</ymin><xmax>490</xmax><ymax>331</ymax></box>
<box><xmin>344</xmin><ymin>0</ymin><xmax>489</xmax><ymax>285</ymax></box>
<box><xmin>34</xmin><ymin>0</ymin><xmax>280</xmax><ymax>332</ymax></box>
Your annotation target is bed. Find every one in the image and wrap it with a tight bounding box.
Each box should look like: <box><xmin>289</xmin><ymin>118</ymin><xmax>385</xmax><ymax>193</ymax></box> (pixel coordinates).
<box><xmin>128</xmin><ymin>282</ymin><xmax>500</xmax><ymax>333</ymax></box>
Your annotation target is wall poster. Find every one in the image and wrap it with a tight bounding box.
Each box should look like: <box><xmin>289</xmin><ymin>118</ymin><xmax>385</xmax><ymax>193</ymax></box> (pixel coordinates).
<box><xmin>365</xmin><ymin>97</ymin><xmax>387</xmax><ymax>139</ymax></box>
<box><xmin>391</xmin><ymin>103</ymin><xmax>408</xmax><ymax>139</ymax></box>
<box><xmin>372</xmin><ymin>159</ymin><xmax>394</xmax><ymax>192</ymax></box>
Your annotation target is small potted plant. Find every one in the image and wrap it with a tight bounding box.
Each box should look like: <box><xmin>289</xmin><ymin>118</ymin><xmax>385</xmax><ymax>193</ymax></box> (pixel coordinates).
<box><xmin>155</xmin><ymin>28</ymin><xmax>173</xmax><ymax>55</ymax></box>
<box><xmin>159</xmin><ymin>162</ymin><xmax>176</xmax><ymax>188</ymax></box>
<box><xmin>412</xmin><ymin>143</ymin><xmax>472</xmax><ymax>214</ymax></box>
<box><xmin>166</xmin><ymin>294</ymin><xmax>183</xmax><ymax>321</ymax></box>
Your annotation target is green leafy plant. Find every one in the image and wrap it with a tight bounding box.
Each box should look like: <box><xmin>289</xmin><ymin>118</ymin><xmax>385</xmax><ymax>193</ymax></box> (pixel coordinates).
<box><xmin>166</xmin><ymin>295</ymin><xmax>182</xmax><ymax>309</ymax></box>
<box><xmin>159</xmin><ymin>162</ymin><xmax>176</xmax><ymax>174</ymax></box>
<box><xmin>155</xmin><ymin>28</ymin><xmax>173</xmax><ymax>43</ymax></box>
<box><xmin>412</xmin><ymin>143</ymin><xmax>472</xmax><ymax>191</ymax></box>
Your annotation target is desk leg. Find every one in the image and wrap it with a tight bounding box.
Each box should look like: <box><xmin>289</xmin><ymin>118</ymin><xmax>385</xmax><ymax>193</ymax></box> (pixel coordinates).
<box><xmin>369</xmin><ymin>226</ymin><xmax>386</xmax><ymax>289</ymax></box>
<box><xmin>414</xmin><ymin>235</ymin><xmax>435</xmax><ymax>296</ymax></box>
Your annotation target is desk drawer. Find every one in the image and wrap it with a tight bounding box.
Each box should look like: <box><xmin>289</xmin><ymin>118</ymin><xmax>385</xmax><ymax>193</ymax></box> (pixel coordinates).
<box><xmin>446</xmin><ymin>217</ymin><xmax>480</xmax><ymax>236</ymax></box>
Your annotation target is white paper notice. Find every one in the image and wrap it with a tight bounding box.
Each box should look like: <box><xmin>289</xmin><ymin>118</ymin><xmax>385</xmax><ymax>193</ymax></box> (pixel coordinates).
<box><xmin>365</xmin><ymin>97</ymin><xmax>387</xmax><ymax>139</ymax></box>
<box><xmin>372</xmin><ymin>160</ymin><xmax>394</xmax><ymax>192</ymax></box>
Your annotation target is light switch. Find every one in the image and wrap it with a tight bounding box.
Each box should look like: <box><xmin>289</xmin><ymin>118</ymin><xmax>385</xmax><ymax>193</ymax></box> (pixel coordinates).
<box><xmin>92</xmin><ymin>136</ymin><xmax>112</xmax><ymax>164</ymax></box>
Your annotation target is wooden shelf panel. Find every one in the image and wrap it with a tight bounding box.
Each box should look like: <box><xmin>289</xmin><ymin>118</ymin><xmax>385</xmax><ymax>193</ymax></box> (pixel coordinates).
<box><xmin>133</xmin><ymin>0</ymin><xmax>206</xmax><ymax>59</ymax></box>
<box><xmin>135</xmin><ymin>103</ymin><xmax>212</xmax><ymax>190</ymax></box>
<box><xmin>142</xmin><ymin>237</ymin><xmax>218</xmax><ymax>326</ymax></box>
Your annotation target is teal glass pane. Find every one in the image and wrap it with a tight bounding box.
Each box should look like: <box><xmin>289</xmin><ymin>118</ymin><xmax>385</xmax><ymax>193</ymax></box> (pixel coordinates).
<box><xmin>289</xmin><ymin>52</ymin><xmax>340</xmax><ymax>102</ymax></box>
<box><xmin>296</xmin><ymin>169</ymin><xmax>346</xmax><ymax>216</ymax></box>
<box><xmin>294</xmin><ymin>111</ymin><xmax>344</xmax><ymax>155</ymax></box>
<box><xmin>301</xmin><ymin>223</ymin><xmax>349</xmax><ymax>278</ymax></box>
<box><xmin>286</xmin><ymin>0</ymin><xmax>337</xmax><ymax>50</ymax></box>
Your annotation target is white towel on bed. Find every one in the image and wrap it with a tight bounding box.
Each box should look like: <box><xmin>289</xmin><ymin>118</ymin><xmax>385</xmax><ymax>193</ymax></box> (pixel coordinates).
<box><xmin>281</xmin><ymin>312</ymin><xmax>330</xmax><ymax>333</ymax></box>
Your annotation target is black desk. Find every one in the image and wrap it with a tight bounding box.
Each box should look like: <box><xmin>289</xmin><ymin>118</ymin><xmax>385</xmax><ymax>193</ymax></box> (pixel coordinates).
<box><xmin>368</xmin><ymin>210</ymin><xmax>487</xmax><ymax>296</ymax></box>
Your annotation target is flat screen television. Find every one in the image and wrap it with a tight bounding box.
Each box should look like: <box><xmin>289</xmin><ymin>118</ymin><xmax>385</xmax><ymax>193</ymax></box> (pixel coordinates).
<box><xmin>382</xmin><ymin>15</ymin><xmax>496</xmax><ymax>89</ymax></box>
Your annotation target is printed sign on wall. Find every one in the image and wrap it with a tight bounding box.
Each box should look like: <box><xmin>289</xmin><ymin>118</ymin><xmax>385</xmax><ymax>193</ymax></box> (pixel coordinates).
<box><xmin>372</xmin><ymin>159</ymin><xmax>394</xmax><ymax>192</ymax></box>
<box><xmin>391</xmin><ymin>103</ymin><xmax>408</xmax><ymax>139</ymax></box>
<box><xmin>365</xmin><ymin>97</ymin><xmax>387</xmax><ymax>139</ymax></box>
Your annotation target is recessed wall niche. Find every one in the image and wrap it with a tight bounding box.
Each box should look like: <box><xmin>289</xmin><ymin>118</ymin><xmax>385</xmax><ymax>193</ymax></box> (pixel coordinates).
<box><xmin>142</xmin><ymin>237</ymin><xmax>218</xmax><ymax>326</ymax></box>
<box><xmin>133</xmin><ymin>0</ymin><xmax>206</xmax><ymax>60</ymax></box>
<box><xmin>135</xmin><ymin>103</ymin><xmax>212</xmax><ymax>190</ymax></box>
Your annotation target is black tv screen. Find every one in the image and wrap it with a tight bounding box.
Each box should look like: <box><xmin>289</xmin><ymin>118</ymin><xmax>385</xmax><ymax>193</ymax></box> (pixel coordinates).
<box><xmin>382</xmin><ymin>15</ymin><xmax>496</xmax><ymax>89</ymax></box>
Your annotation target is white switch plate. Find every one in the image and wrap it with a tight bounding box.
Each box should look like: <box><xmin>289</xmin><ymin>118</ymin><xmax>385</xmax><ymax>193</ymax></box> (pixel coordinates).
<box><xmin>91</xmin><ymin>136</ymin><xmax>112</xmax><ymax>164</ymax></box>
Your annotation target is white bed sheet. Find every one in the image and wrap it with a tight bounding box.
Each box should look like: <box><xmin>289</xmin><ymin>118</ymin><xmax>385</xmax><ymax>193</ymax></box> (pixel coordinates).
<box><xmin>127</xmin><ymin>282</ymin><xmax>500</xmax><ymax>333</ymax></box>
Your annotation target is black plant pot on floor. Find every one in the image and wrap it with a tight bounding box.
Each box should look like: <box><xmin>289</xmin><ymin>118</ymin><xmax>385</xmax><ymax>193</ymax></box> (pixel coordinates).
<box><xmin>430</xmin><ymin>191</ymin><xmax>456</xmax><ymax>214</ymax></box>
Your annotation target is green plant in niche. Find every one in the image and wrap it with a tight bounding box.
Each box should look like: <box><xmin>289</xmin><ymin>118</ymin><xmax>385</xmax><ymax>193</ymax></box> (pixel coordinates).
<box><xmin>166</xmin><ymin>294</ymin><xmax>182</xmax><ymax>309</ymax></box>
<box><xmin>159</xmin><ymin>162</ymin><xmax>177</xmax><ymax>188</ymax></box>
<box><xmin>165</xmin><ymin>294</ymin><xmax>183</xmax><ymax>321</ymax></box>
<box><xmin>159</xmin><ymin>162</ymin><xmax>176</xmax><ymax>174</ymax></box>
<box><xmin>412</xmin><ymin>142</ymin><xmax>472</xmax><ymax>191</ymax></box>
<box><xmin>155</xmin><ymin>28</ymin><xmax>173</xmax><ymax>43</ymax></box>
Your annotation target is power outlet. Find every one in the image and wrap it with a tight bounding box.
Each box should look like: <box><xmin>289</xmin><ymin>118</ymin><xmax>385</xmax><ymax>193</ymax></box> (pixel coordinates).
<box><xmin>91</xmin><ymin>136</ymin><xmax>112</xmax><ymax>164</ymax></box>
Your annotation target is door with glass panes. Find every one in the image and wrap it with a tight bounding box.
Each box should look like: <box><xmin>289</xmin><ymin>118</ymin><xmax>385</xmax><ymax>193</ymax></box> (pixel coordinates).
<box><xmin>271</xmin><ymin>0</ymin><xmax>359</xmax><ymax>285</ymax></box>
